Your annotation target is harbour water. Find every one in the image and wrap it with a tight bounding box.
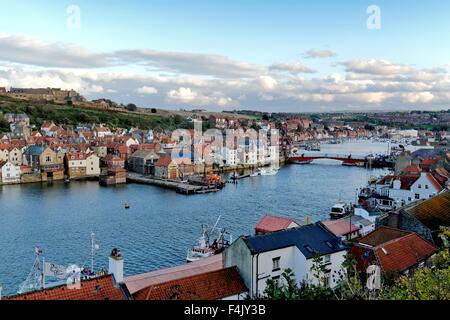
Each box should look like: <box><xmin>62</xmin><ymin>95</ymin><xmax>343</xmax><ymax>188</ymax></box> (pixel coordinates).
<box><xmin>0</xmin><ymin>141</ymin><xmax>389</xmax><ymax>295</ymax></box>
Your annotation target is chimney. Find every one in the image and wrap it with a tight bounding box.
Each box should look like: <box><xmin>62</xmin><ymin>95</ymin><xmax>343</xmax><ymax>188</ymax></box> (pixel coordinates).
<box><xmin>0</xmin><ymin>283</ymin><xmax>3</xmax><ymax>300</ymax></box>
<box><xmin>108</xmin><ymin>248</ymin><xmax>124</xmax><ymax>284</ymax></box>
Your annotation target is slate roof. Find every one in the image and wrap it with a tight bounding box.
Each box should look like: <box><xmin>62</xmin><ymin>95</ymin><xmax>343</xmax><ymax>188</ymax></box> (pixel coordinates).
<box><xmin>133</xmin><ymin>267</ymin><xmax>247</xmax><ymax>300</ymax></box>
<box><xmin>24</xmin><ymin>144</ymin><xmax>46</xmax><ymax>156</ymax></box>
<box><xmin>243</xmin><ymin>223</ymin><xmax>348</xmax><ymax>258</ymax></box>
<box><xmin>6</xmin><ymin>275</ymin><xmax>129</xmax><ymax>300</ymax></box>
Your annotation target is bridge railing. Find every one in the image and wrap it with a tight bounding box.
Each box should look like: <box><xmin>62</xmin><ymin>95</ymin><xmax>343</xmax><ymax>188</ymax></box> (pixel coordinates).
<box><xmin>290</xmin><ymin>152</ymin><xmax>367</xmax><ymax>160</ymax></box>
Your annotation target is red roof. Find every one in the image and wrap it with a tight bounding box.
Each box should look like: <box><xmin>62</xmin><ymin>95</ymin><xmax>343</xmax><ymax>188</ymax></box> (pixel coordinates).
<box><xmin>374</xmin><ymin>233</ymin><xmax>438</xmax><ymax>273</ymax></box>
<box><xmin>6</xmin><ymin>275</ymin><xmax>128</xmax><ymax>300</ymax></box>
<box><xmin>321</xmin><ymin>219</ymin><xmax>360</xmax><ymax>237</ymax></box>
<box><xmin>255</xmin><ymin>214</ymin><xmax>298</xmax><ymax>234</ymax></box>
<box><xmin>133</xmin><ymin>267</ymin><xmax>247</xmax><ymax>300</ymax></box>
<box><xmin>398</xmin><ymin>174</ymin><xmax>420</xmax><ymax>190</ymax></box>
<box><xmin>351</xmin><ymin>227</ymin><xmax>438</xmax><ymax>273</ymax></box>
<box><xmin>402</xmin><ymin>165</ymin><xmax>421</xmax><ymax>174</ymax></box>
<box><xmin>155</xmin><ymin>154</ymin><xmax>173</xmax><ymax>167</ymax></box>
<box><xmin>426</xmin><ymin>173</ymin><xmax>444</xmax><ymax>192</ymax></box>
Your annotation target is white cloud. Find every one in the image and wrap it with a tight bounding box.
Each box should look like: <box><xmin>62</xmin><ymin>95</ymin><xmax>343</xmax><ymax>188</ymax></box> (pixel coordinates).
<box><xmin>401</xmin><ymin>92</ymin><xmax>434</xmax><ymax>104</ymax></box>
<box><xmin>269</xmin><ymin>62</ymin><xmax>316</xmax><ymax>74</ymax></box>
<box><xmin>304</xmin><ymin>49</ymin><xmax>336</xmax><ymax>59</ymax></box>
<box><xmin>115</xmin><ymin>49</ymin><xmax>265</xmax><ymax>78</ymax></box>
<box><xmin>137</xmin><ymin>86</ymin><xmax>158</xmax><ymax>95</ymax></box>
<box><xmin>257</xmin><ymin>76</ymin><xmax>278</xmax><ymax>91</ymax></box>
<box><xmin>342</xmin><ymin>59</ymin><xmax>413</xmax><ymax>75</ymax></box>
<box><xmin>0</xmin><ymin>33</ymin><xmax>113</xmax><ymax>68</ymax></box>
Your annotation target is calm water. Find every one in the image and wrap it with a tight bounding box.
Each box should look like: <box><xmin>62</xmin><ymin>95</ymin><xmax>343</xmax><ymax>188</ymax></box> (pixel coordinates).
<box><xmin>0</xmin><ymin>141</ymin><xmax>388</xmax><ymax>295</ymax></box>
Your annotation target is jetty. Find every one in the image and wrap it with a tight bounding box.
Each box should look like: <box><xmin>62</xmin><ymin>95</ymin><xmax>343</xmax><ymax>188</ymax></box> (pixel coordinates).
<box><xmin>127</xmin><ymin>173</ymin><xmax>220</xmax><ymax>195</ymax></box>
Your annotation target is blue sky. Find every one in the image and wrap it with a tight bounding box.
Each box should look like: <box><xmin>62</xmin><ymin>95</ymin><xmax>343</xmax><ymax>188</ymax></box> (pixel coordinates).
<box><xmin>0</xmin><ymin>0</ymin><xmax>449</xmax><ymax>111</ymax></box>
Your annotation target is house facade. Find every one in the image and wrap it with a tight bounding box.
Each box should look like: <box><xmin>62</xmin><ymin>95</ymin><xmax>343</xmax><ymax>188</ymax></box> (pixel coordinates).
<box><xmin>0</xmin><ymin>161</ymin><xmax>21</xmax><ymax>184</ymax></box>
<box><xmin>224</xmin><ymin>224</ymin><xmax>348</xmax><ymax>297</ymax></box>
<box><xmin>66</xmin><ymin>152</ymin><xmax>87</xmax><ymax>178</ymax></box>
<box><xmin>128</xmin><ymin>150</ymin><xmax>160</xmax><ymax>175</ymax></box>
<box><xmin>86</xmin><ymin>154</ymin><xmax>100</xmax><ymax>176</ymax></box>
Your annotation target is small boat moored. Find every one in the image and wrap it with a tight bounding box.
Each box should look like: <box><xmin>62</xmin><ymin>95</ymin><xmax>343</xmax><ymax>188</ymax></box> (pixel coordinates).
<box><xmin>329</xmin><ymin>201</ymin><xmax>353</xmax><ymax>219</ymax></box>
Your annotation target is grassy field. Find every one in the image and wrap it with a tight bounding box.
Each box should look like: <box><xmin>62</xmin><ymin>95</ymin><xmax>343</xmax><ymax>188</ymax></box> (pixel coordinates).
<box><xmin>0</xmin><ymin>96</ymin><xmax>255</xmax><ymax>132</ymax></box>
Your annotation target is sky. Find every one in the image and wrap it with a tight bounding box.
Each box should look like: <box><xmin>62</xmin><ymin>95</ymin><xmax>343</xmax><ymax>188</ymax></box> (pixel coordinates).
<box><xmin>0</xmin><ymin>0</ymin><xmax>450</xmax><ymax>112</ymax></box>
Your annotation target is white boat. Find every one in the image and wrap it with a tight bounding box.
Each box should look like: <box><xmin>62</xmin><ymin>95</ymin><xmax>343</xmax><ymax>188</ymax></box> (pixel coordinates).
<box><xmin>260</xmin><ymin>168</ymin><xmax>279</xmax><ymax>176</ymax></box>
<box><xmin>330</xmin><ymin>201</ymin><xmax>353</xmax><ymax>219</ymax></box>
<box><xmin>186</xmin><ymin>216</ymin><xmax>232</xmax><ymax>263</ymax></box>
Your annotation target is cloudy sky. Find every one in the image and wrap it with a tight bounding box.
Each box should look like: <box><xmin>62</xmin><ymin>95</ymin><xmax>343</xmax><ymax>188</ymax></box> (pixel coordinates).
<box><xmin>0</xmin><ymin>0</ymin><xmax>450</xmax><ymax>112</ymax></box>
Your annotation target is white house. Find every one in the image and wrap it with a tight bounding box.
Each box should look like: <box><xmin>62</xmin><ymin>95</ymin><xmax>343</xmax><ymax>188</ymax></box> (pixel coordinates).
<box><xmin>0</xmin><ymin>161</ymin><xmax>21</xmax><ymax>184</ymax></box>
<box><xmin>224</xmin><ymin>224</ymin><xmax>349</xmax><ymax>297</ymax></box>
<box><xmin>86</xmin><ymin>153</ymin><xmax>101</xmax><ymax>176</ymax></box>
<box><xmin>388</xmin><ymin>172</ymin><xmax>443</xmax><ymax>207</ymax></box>
<box><xmin>222</xmin><ymin>147</ymin><xmax>238</xmax><ymax>166</ymax></box>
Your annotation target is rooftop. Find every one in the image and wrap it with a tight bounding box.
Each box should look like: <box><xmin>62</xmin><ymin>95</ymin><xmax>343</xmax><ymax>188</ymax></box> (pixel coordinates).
<box><xmin>321</xmin><ymin>219</ymin><xmax>360</xmax><ymax>237</ymax></box>
<box><xmin>404</xmin><ymin>188</ymin><xmax>450</xmax><ymax>232</ymax></box>
<box><xmin>124</xmin><ymin>254</ymin><xmax>223</xmax><ymax>294</ymax></box>
<box><xmin>133</xmin><ymin>267</ymin><xmax>247</xmax><ymax>300</ymax></box>
<box><xmin>255</xmin><ymin>214</ymin><xmax>299</xmax><ymax>234</ymax></box>
<box><xmin>357</xmin><ymin>226</ymin><xmax>411</xmax><ymax>247</ymax></box>
<box><xmin>6</xmin><ymin>275</ymin><xmax>129</xmax><ymax>300</ymax></box>
<box><xmin>243</xmin><ymin>223</ymin><xmax>348</xmax><ymax>258</ymax></box>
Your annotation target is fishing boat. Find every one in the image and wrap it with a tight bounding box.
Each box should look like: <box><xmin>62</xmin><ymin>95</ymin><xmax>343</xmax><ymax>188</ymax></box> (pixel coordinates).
<box><xmin>186</xmin><ymin>216</ymin><xmax>232</xmax><ymax>263</ymax></box>
<box><xmin>124</xmin><ymin>203</ymin><xmax>130</xmax><ymax>209</ymax></box>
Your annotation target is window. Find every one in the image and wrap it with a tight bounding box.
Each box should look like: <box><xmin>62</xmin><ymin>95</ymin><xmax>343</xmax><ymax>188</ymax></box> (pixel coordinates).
<box><xmin>415</xmin><ymin>194</ymin><xmax>420</xmax><ymax>200</ymax></box>
<box><xmin>272</xmin><ymin>257</ymin><xmax>281</xmax><ymax>271</ymax></box>
<box><xmin>408</xmin><ymin>197</ymin><xmax>412</xmax><ymax>201</ymax></box>
<box><xmin>425</xmin><ymin>185</ymin><xmax>429</xmax><ymax>189</ymax></box>
<box><xmin>418</xmin><ymin>184</ymin><xmax>422</xmax><ymax>189</ymax></box>
<box><xmin>323</xmin><ymin>255</ymin><xmax>331</xmax><ymax>264</ymax></box>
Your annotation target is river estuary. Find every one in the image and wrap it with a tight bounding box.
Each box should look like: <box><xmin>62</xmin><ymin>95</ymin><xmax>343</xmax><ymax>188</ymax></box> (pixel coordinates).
<box><xmin>0</xmin><ymin>141</ymin><xmax>390</xmax><ymax>295</ymax></box>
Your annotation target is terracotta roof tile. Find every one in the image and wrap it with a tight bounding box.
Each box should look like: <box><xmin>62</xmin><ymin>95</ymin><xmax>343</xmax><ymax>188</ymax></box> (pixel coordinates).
<box><xmin>255</xmin><ymin>215</ymin><xmax>298</xmax><ymax>234</ymax></box>
<box><xmin>133</xmin><ymin>267</ymin><xmax>247</xmax><ymax>300</ymax></box>
<box><xmin>6</xmin><ymin>275</ymin><xmax>128</xmax><ymax>300</ymax></box>
<box><xmin>374</xmin><ymin>233</ymin><xmax>438</xmax><ymax>273</ymax></box>
<box><xmin>357</xmin><ymin>226</ymin><xmax>410</xmax><ymax>247</ymax></box>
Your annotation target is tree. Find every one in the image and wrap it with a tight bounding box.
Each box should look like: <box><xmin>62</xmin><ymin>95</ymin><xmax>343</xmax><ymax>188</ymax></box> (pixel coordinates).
<box><xmin>0</xmin><ymin>118</ymin><xmax>10</xmax><ymax>132</ymax></box>
<box><xmin>263</xmin><ymin>269</ymin><xmax>300</xmax><ymax>300</ymax></box>
<box><xmin>126</xmin><ymin>103</ymin><xmax>137</xmax><ymax>111</ymax></box>
<box><xmin>151</xmin><ymin>108</ymin><xmax>157</xmax><ymax>114</ymax></box>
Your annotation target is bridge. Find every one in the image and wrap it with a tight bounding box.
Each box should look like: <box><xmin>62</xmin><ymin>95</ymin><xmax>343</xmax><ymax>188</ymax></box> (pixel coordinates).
<box><xmin>288</xmin><ymin>152</ymin><xmax>367</xmax><ymax>164</ymax></box>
